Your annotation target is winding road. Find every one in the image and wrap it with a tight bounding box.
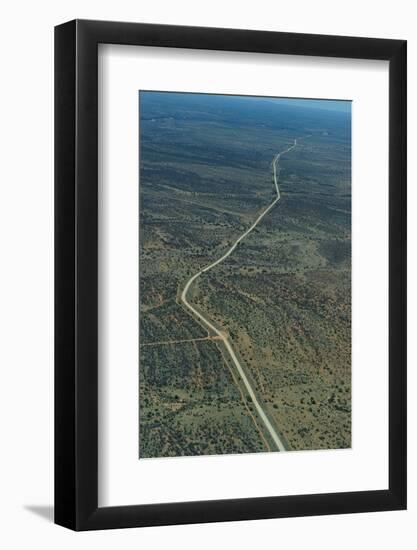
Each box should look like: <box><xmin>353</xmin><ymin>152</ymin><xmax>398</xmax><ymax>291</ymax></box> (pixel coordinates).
<box><xmin>180</xmin><ymin>139</ymin><xmax>298</xmax><ymax>452</ymax></box>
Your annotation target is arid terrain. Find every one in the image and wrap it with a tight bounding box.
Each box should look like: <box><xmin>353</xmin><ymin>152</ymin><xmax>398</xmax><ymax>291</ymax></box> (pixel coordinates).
<box><xmin>139</xmin><ymin>92</ymin><xmax>351</xmax><ymax>458</ymax></box>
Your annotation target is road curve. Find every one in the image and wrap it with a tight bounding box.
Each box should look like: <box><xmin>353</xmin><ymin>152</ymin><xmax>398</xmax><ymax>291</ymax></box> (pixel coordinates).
<box><xmin>180</xmin><ymin>139</ymin><xmax>297</xmax><ymax>452</ymax></box>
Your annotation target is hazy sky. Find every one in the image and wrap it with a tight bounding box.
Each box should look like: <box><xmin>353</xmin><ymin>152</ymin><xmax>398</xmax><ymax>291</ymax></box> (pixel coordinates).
<box><xmin>256</xmin><ymin>97</ymin><xmax>351</xmax><ymax>113</ymax></box>
<box><xmin>140</xmin><ymin>90</ymin><xmax>351</xmax><ymax>115</ymax></box>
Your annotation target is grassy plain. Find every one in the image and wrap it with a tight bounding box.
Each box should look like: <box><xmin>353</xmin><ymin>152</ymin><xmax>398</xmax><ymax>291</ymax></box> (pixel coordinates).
<box><xmin>139</xmin><ymin>92</ymin><xmax>351</xmax><ymax>457</ymax></box>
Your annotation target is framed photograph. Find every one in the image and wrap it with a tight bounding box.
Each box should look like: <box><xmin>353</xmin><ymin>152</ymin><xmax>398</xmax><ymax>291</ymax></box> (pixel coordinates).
<box><xmin>55</xmin><ymin>19</ymin><xmax>406</xmax><ymax>530</ymax></box>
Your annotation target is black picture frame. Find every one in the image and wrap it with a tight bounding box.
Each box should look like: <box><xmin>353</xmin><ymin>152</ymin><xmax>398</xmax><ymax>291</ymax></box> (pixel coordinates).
<box><xmin>55</xmin><ymin>19</ymin><xmax>407</xmax><ymax>531</ymax></box>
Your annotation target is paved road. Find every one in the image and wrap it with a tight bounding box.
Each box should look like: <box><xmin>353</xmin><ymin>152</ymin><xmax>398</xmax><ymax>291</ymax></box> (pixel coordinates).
<box><xmin>180</xmin><ymin>139</ymin><xmax>297</xmax><ymax>452</ymax></box>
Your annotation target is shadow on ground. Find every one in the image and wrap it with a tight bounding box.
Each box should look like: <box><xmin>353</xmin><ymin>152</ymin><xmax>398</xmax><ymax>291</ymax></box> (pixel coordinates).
<box><xmin>24</xmin><ymin>505</ymin><xmax>54</xmax><ymax>523</ymax></box>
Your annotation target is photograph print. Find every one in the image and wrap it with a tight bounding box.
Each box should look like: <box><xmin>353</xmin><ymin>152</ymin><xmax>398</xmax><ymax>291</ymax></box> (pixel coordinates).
<box><xmin>139</xmin><ymin>91</ymin><xmax>351</xmax><ymax>459</ymax></box>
